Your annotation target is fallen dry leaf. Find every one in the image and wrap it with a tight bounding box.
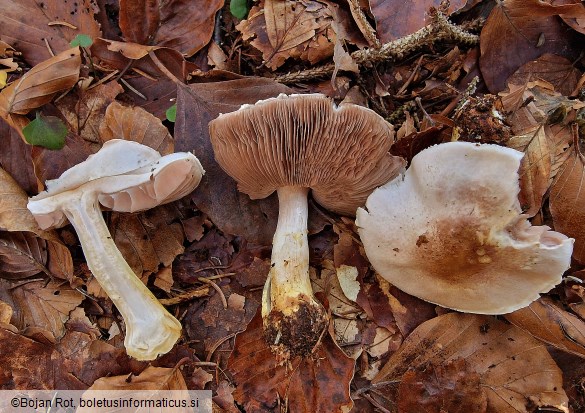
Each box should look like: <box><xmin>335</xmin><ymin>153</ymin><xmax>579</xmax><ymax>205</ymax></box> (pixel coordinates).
<box><xmin>100</xmin><ymin>101</ymin><xmax>174</xmax><ymax>155</ymax></box>
<box><xmin>10</xmin><ymin>280</ymin><xmax>83</xmax><ymax>341</ymax></box>
<box><xmin>0</xmin><ymin>47</ymin><xmax>80</xmax><ymax>138</ymax></box>
<box><xmin>0</xmin><ymin>326</ymin><xmax>58</xmax><ymax>388</ymax></box>
<box><xmin>55</xmin><ymin>81</ymin><xmax>124</xmax><ymax>147</ymax></box>
<box><xmin>174</xmin><ymin>79</ymin><xmax>292</xmax><ymax>245</ymax></box>
<box><xmin>0</xmin><ymin>165</ymin><xmax>73</xmax><ymax>280</ymax></box>
<box><xmin>479</xmin><ymin>0</ymin><xmax>585</xmax><ymax>92</ymax></box>
<box><xmin>0</xmin><ymin>119</ymin><xmax>39</xmax><ymax>194</ymax></box>
<box><xmin>0</xmin><ymin>0</ymin><xmax>101</xmax><ymax>67</ymax></box>
<box><xmin>88</xmin><ymin>365</ymin><xmax>188</xmax><ymax>390</ymax></box>
<box><xmin>506</xmin><ymin>54</ymin><xmax>582</xmax><ymax>97</ymax></box>
<box><xmin>119</xmin><ymin>0</ymin><xmax>224</xmax><ymax>56</ymax></box>
<box><xmin>0</xmin><ymin>232</ymin><xmax>48</xmax><ymax>280</ymax></box>
<box><xmin>508</xmin><ymin>127</ymin><xmax>554</xmax><ymax>216</ymax></box>
<box><xmin>505</xmin><ymin>297</ymin><xmax>585</xmax><ymax>359</ymax></box>
<box><xmin>238</xmin><ymin>0</ymin><xmax>337</xmax><ymax>70</ymax></box>
<box><xmin>398</xmin><ymin>358</ymin><xmax>488</xmax><ymax>413</ymax></box>
<box><xmin>369</xmin><ymin>0</ymin><xmax>467</xmax><ymax>43</ymax></box>
<box><xmin>0</xmin><ymin>47</ymin><xmax>80</xmax><ymax>116</ymax></box>
<box><xmin>110</xmin><ymin>205</ymin><xmax>185</xmax><ymax>277</ymax></box>
<box><xmin>227</xmin><ymin>311</ymin><xmax>355</xmax><ymax>413</ymax></box>
<box><xmin>374</xmin><ymin>313</ymin><xmax>569</xmax><ymax>413</ymax></box>
<box><xmin>549</xmin><ymin>145</ymin><xmax>585</xmax><ymax>263</ymax></box>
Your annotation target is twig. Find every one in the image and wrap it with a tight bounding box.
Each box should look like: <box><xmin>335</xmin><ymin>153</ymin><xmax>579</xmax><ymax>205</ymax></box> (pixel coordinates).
<box><xmin>275</xmin><ymin>9</ymin><xmax>479</xmax><ymax>84</ymax></box>
<box><xmin>206</xmin><ymin>333</ymin><xmax>236</xmax><ymax>362</ymax></box>
<box><xmin>347</xmin><ymin>0</ymin><xmax>381</xmax><ymax>48</ymax></box>
<box><xmin>159</xmin><ymin>286</ymin><xmax>210</xmax><ymax>306</ymax></box>
<box><xmin>198</xmin><ymin>277</ymin><xmax>227</xmax><ymax>309</ymax></box>
<box><xmin>120</xmin><ymin>77</ymin><xmax>146</xmax><ymax>99</ymax></box>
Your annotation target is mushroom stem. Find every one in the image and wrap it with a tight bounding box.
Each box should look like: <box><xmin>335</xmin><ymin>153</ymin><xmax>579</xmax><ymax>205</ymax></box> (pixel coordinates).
<box><xmin>262</xmin><ymin>186</ymin><xmax>328</xmax><ymax>357</ymax></box>
<box><xmin>60</xmin><ymin>190</ymin><xmax>181</xmax><ymax>360</ymax></box>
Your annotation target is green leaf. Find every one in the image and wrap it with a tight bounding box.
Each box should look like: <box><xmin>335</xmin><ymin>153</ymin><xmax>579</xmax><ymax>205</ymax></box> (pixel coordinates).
<box><xmin>166</xmin><ymin>104</ymin><xmax>177</xmax><ymax>123</ymax></box>
<box><xmin>23</xmin><ymin>113</ymin><xmax>68</xmax><ymax>149</ymax></box>
<box><xmin>230</xmin><ymin>0</ymin><xmax>248</xmax><ymax>19</ymax></box>
<box><xmin>70</xmin><ymin>34</ymin><xmax>93</xmax><ymax>48</ymax></box>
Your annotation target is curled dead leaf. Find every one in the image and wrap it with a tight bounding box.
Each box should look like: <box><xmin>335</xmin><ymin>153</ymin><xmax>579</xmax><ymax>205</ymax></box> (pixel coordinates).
<box><xmin>374</xmin><ymin>313</ymin><xmax>569</xmax><ymax>413</ymax></box>
<box><xmin>505</xmin><ymin>297</ymin><xmax>585</xmax><ymax>359</ymax></box>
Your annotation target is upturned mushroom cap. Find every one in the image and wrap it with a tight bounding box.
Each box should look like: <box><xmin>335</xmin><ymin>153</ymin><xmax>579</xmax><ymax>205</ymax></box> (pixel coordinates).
<box><xmin>209</xmin><ymin>93</ymin><xmax>405</xmax><ymax>216</ymax></box>
<box><xmin>29</xmin><ymin>139</ymin><xmax>204</xmax><ymax>229</ymax></box>
<box><xmin>356</xmin><ymin>142</ymin><xmax>573</xmax><ymax>314</ymax></box>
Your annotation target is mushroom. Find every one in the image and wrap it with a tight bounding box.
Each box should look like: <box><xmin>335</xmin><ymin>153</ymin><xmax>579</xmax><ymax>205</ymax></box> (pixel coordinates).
<box><xmin>27</xmin><ymin>139</ymin><xmax>204</xmax><ymax>360</ymax></box>
<box><xmin>209</xmin><ymin>94</ymin><xmax>405</xmax><ymax>356</ymax></box>
<box><xmin>356</xmin><ymin>141</ymin><xmax>573</xmax><ymax>314</ymax></box>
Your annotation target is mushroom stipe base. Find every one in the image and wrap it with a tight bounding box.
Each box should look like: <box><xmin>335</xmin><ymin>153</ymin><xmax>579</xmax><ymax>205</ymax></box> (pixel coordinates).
<box><xmin>264</xmin><ymin>300</ymin><xmax>329</xmax><ymax>359</ymax></box>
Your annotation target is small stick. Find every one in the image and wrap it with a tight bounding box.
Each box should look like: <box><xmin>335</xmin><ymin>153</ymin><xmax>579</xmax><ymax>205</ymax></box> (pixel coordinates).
<box><xmin>198</xmin><ymin>277</ymin><xmax>228</xmax><ymax>309</ymax></box>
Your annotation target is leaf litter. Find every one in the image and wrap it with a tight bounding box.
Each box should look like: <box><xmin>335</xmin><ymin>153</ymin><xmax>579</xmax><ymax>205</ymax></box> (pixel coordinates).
<box><xmin>0</xmin><ymin>0</ymin><xmax>584</xmax><ymax>412</ymax></box>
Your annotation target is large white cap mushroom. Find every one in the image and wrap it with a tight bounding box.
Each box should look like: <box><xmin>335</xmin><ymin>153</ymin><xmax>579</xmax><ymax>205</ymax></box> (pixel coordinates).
<box><xmin>356</xmin><ymin>142</ymin><xmax>573</xmax><ymax>314</ymax></box>
<box><xmin>210</xmin><ymin>93</ymin><xmax>405</xmax><ymax>357</ymax></box>
<box><xmin>27</xmin><ymin>139</ymin><xmax>204</xmax><ymax>360</ymax></box>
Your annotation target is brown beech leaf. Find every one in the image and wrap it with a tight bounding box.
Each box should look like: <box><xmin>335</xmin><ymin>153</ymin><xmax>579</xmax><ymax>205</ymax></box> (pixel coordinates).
<box><xmin>110</xmin><ymin>206</ymin><xmax>185</xmax><ymax>277</ymax></box>
<box><xmin>398</xmin><ymin>358</ymin><xmax>488</xmax><ymax>413</ymax></box>
<box><xmin>0</xmin><ymin>47</ymin><xmax>81</xmax><ymax>117</ymax></box>
<box><xmin>31</xmin><ymin>129</ymin><xmax>95</xmax><ymax>185</ymax></box>
<box><xmin>87</xmin><ymin>365</ymin><xmax>188</xmax><ymax>390</ymax></box>
<box><xmin>0</xmin><ymin>166</ymin><xmax>73</xmax><ymax>280</ymax></box>
<box><xmin>238</xmin><ymin>0</ymin><xmax>337</xmax><ymax>70</ymax></box>
<box><xmin>100</xmin><ymin>101</ymin><xmax>174</xmax><ymax>155</ymax></box>
<box><xmin>549</xmin><ymin>146</ymin><xmax>585</xmax><ymax>263</ymax></box>
<box><xmin>479</xmin><ymin>0</ymin><xmax>585</xmax><ymax>93</ymax></box>
<box><xmin>0</xmin><ymin>327</ymin><xmax>58</xmax><ymax>388</ymax></box>
<box><xmin>506</xmin><ymin>54</ymin><xmax>582</xmax><ymax>97</ymax></box>
<box><xmin>0</xmin><ymin>232</ymin><xmax>48</xmax><ymax>279</ymax></box>
<box><xmin>0</xmin><ymin>119</ymin><xmax>39</xmax><ymax>194</ymax></box>
<box><xmin>374</xmin><ymin>313</ymin><xmax>569</xmax><ymax>413</ymax></box>
<box><xmin>175</xmin><ymin>79</ymin><xmax>292</xmax><ymax>244</ymax></box>
<box><xmin>119</xmin><ymin>0</ymin><xmax>223</xmax><ymax>56</ymax></box>
<box><xmin>508</xmin><ymin>127</ymin><xmax>554</xmax><ymax>216</ymax></box>
<box><xmin>11</xmin><ymin>280</ymin><xmax>83</xmax><ymax>341</ymax></box>
<box><xmin>0</xmin><ymin>0</ymin><xmax>101</xmax><ymax>67</ymax></box>
<box><xmin>369</xmin><ymin>0</ymin><xmax>467</xmax><ymax>43</ymax></box>
<box><xmin>227</xmin><ymin>311</ymin><xmax>355</xmax><ymax>413</ymax></box>
<box><xmin>505</xmin><ymin>297</ymin><xmax>585</xmax><ymax>359</ymax></box>
<box><xmin>55</xmin><ymin>81</ymin><xmax>124</xmax><ymax>146</ymax></box>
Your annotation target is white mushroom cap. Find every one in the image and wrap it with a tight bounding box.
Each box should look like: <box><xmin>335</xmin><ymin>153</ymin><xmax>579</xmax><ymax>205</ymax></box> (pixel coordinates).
<box><xmin>29</xmin><ymin>139</ymin><xmax>204</xmax><ymax>229</ymax></box>
<box><xmin>356</xmin><ymin>142</ymin><xmax>573</xmax><ymax>314</ymax></box>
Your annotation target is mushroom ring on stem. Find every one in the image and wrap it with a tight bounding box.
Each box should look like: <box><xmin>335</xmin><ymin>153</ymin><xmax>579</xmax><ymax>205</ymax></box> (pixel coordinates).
<box><xmin>27</xmin><ymin>139</ymin><xmax>204</xmax><ymax>360</ymax></box>
<box><xmin>356</xmin><ymin>142</ymin><xmax>573</xmax><ymax>314</ymax></box>
<box><xmin>209</xmin><ymin>94</ymin><xmax>405</xmax><ymax>357</ymax></box>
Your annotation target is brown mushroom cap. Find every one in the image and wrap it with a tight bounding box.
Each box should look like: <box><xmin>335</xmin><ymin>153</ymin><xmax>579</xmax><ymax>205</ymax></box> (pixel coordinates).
<box><xmin>356</xmin><ymin>142</ymin><xmax>573</xmax><ymax>314</ymax></box>
<box><xmin>209</xmin><ymin>94</ymin><xmax>405</xmax><ymax>216</ymax></box>
<box><xmin>29</xmin><ymin>139</ymin><xmax>204</xmax><ymax>229</ymax></box>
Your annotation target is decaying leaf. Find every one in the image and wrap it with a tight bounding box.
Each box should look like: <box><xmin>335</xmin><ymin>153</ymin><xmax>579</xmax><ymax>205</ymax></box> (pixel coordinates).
<box><xmin>100</xmin><ymin>101</ymin><xmax>174</xmax><ymax>155</ymax></box>
<box><xmin>0</xmin><ymin>165</ymin><xmax>73</xmax><ymax>280</ymax></box>
<box><xmin>480</xmin><ymin>0</ymin><xmax>585</xmax><ymax>92</ymax></box>
<box><xmin>55</xmin><ymin>81</ymin><xmax>124</xmax><ymax>146</ymax></box>
<box><xmin>550</xmin><ymin>145</ymin><xmax>585</xmax><ymax>263</ymax></box>
<box><xmin>174</xmin><ymin>78</ymin><xmax>291</xmax><ymax>244</ymax></box>
<box><xmin>10</xmin><ymin>280</ymin><xmax>83</xmax><ymax>341</ymax></box>
<box><xmin>110</xmin><ymin>205</ymin><xmax>185</xmax><ymax>277</ymax></box>
<box><xmin>398</xmin><ymin>358</ymin><xmax>488</xmax><ymax>413</ymax></box>
<box><xmin>0</xmin><ymin>47</ymin><xmax>80</xmax><ymax>140</ymax></box>
<box><xmin>87</xmin><ymin>365</ymin><xmax>188</xmax><ymax>390</ymax></box>
<box><xmin>0</xmin><ymin>232</ymin><xmax>48</xmax><ymax>280</ymax></box>
<box><xmin>119</xmin><ymin>0</ymin><xmax>224</xmax><ymax>56</ymax></box>
<box><xmin>228</xmin><ymin>311</ymin><xmax>355</xmax><ymax>413</ymax></box>
<box><xmin>505</xmin><ymin>297</ymin><xmax>585</xmax><ymax>359</ymax></box>
<box><xmin>0</xmin><ymin>0</ymin><xmax>101</xmax><ymax>67</ymax></box>
<box><xmin>237</xmin><ymin>0</ymin><xmax>337</xmax><ymax>70</ymax></box>
<box><xmin>369</xmin><ymin>0</ymin><xmax>467</xmax><ymax>43</ymax></box>
<box><xmin>374</xmin><ymin>313</ymin><xmax>569</xmax><ymax>413</ymax></box>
